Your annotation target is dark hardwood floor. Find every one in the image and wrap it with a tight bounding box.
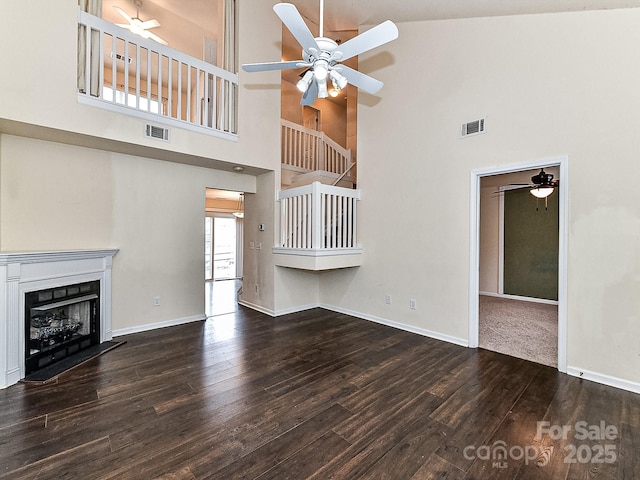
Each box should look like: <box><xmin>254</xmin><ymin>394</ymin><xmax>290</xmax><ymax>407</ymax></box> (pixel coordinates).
<box><xmin>1</xmin><ymin>307</ymin><xmax>639</xmax><ymax>479</ymax></box>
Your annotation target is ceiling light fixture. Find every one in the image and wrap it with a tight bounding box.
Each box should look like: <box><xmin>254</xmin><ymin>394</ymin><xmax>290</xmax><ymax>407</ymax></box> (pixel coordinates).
<box><xmin>296</xmin><ymin>70</ymin><xmax>314</xmax><ymax>93</ymax></box>
<box><xmin>529</xmin><ymin>186</ymin><xmax>554</xmax><ymax>199</ymax></box>
<box><xmin>329</xmin><ymin>69</ymin><xmax>347</xmax><ymax>90</ymax></box>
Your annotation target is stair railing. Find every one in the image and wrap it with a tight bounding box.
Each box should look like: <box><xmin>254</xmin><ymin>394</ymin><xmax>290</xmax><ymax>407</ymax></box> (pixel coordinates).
<box><xmin>281</xmin><ymin>120</ymin><xmax>352</xmax><ymax>175</ymax></box>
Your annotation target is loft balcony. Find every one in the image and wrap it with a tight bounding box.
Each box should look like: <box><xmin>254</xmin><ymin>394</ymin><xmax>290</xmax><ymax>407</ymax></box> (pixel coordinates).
<box><xmin>274</xmin><ymin>182</ymin><xmax>362</xmax><ymax>271</ymax></box>
<box><xmin>77</xmin><ymin>9</ymin><xmax>238</xmax><ymax>140</ymax></box>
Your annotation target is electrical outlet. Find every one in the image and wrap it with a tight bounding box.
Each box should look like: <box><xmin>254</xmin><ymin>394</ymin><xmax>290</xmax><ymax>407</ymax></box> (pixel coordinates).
<box><xmin>385</xmin><ymin>294</ymin><xmax>392</xmax><ymax>305</ymax></box>
<box><xmin>410</xmin><ymin>299</ymin><xmax>417</xmax><ymax>310</ymax></box>
<box><xmin>153</xmin><ymin>296</ymin><xmax>160</xmax><ymax>306</ymax></box>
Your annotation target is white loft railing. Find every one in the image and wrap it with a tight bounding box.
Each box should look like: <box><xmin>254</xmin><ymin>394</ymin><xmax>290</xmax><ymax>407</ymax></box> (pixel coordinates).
<box><xmin>275</xmin><ymin>182</ymin><xmax>362</xmax><ymax>255</ymax></box>
<box><xmin>77</xmin><ymin>9</ymin><xmax>238</xmax><ymax>140</ymax></box>
<box><xmin>281</xmin><ymin>120</ymin><xmax>352</xmax><ymax>175</ymax></box>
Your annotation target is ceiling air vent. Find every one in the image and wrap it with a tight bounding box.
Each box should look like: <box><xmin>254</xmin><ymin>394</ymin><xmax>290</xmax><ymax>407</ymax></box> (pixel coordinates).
<box><xmin>110</xmin><ymin>52</ymin><xmax>132</xmax><ymax>64</ymax></box>
<box><xmin>144</xmin><ymin>124</ymin><xmax>170</xmax><ymax>142</ymax></box>
<box><xmin>461</xmin><ymin>118</ymin><xmax>486</xmax><ymax>138</ymax></box>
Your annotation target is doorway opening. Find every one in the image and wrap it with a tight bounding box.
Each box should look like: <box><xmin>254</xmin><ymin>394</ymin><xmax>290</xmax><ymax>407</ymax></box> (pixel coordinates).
<box><xmin>469</xmin><ymin>157</ymin><xmax>568</xmax><ymax>371</ymax></box>
<box><xmin>205</xmin><ymin>188</ymin><xmax>244</xmax><ymax>317</ymax></box>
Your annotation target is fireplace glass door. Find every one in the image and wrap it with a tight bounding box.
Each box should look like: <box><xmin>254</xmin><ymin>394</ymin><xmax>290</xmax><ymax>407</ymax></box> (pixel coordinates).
<box><xmin>25</xmin><ymin>280</ymin><xmax>100</xmax><ymax>374</ymax></box>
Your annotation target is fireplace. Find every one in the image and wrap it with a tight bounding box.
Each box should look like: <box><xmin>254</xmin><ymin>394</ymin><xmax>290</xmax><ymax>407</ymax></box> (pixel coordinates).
<box><xmin>25</xmin><ymin>280</ymin><xmax>100</xmax><ymax>375</ymax></box>
<box><xmin>0</xmin><ymin>249</ymin><xmax>118</xmax><ymax>388</ymax></box>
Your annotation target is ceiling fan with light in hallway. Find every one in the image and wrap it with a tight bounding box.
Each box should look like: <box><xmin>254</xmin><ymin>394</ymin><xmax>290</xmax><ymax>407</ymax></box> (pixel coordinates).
<box><xmin>495</xmin><ymin>168</ymin><xmax>560</xmax><ymax>209</ymax></box>
<box><xmin>114</xmin><ymin>0</ymin><xmax>168</xmax><ymax>45</ymax></box>
<box><xmin>242</xmin><ymin>1</ymin><xmax>398</xmax><ymax>105</ymax></box>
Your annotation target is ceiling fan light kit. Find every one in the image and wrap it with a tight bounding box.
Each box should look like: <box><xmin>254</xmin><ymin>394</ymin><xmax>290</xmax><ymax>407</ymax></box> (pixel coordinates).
<box><xmin>494</xmin><ymin>168</ymin><xmax>559</xmax><ymax>210</ymax></box>
<box><xmin>242</xmin><ymin>1</ymin><xmax>398</xmax><ymax>105</ymax></box>
<box><xmin>529</xmin><ymin>186</ymin><xmax>554</xmax><ymax>199</ymax></box>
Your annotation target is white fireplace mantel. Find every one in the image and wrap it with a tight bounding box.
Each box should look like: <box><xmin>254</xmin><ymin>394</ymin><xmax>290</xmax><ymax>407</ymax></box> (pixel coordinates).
<box><xmin>0</xmin><ymin>249</ymin><xmax>118</xmax><ymax>389</ymax></box>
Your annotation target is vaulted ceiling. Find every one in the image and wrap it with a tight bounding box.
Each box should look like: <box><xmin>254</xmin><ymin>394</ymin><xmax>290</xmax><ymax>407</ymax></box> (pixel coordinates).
<box><xmin>104</xmin><ymin>0</ymin><xmax>640</xmax><ymax>53</ymax></box>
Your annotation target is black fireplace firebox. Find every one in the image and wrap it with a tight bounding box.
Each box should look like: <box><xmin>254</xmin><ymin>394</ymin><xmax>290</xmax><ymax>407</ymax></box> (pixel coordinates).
<box><xmin>25</xmin><ymin>280</ymin><xmax>100</xmax><ymax>375</ymax></box>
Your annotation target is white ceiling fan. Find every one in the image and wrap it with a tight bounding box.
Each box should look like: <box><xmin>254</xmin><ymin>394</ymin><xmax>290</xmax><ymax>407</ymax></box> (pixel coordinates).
<box><xmin>242</xmin><ymin>1</ymin><xmax>398</xmax><ymax>105</ymax></box>
<box><xmin>114</xmin><ymin>0</ymin><xmax>168</xmax><ymax>46</ymax></box>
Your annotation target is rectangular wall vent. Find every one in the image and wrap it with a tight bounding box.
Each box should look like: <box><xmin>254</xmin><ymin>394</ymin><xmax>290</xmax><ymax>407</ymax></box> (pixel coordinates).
<box><xmin>461</xmin><ymin>118</ymin><xmax>486</xmax><ymax>138</ymax></box>
<box><xmin>110</xmin><ymin>52</ymin><xmax>132</xmax><ymax>64</ymax></box>
<box><xmin>145</xmin><ymin>124</ymin><xmax>170</xmax><ymax>142</ymax></box>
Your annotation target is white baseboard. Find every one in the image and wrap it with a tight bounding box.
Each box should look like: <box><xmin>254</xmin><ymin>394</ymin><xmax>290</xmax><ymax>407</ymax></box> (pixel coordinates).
<box><xmin>108</xmin><ymin>303</ymin><xmax>640</xmax><ymax>396</ymax></box>
<box><xmin>566</xmin><ymin>366</ymin><xmax>640</xmax><ymax>394</ymax></box>
<box><xmin>479</xmin><ymin>291</ymin><xmax>559</xmax><ymax>306</ymax></box>
<box><xmin>319</xmin><ymin>304</ymin><xmax>469</xmax><ymax>347</ymax></box>
<box><xmin>112</xmin><ymin>314</ymin><xmax>206</xmax><ymax>337</ymax></box>
<box><xmin>240</xmin><ymin>299</ymin><xmax>468</xmax><ymax>347</ymax></box>
<box><xmin>237</xmin><ymin>299</ymin><xmax>276</xmax><ymax>317</ymax></box>
<box><xmin>273</xmin><ymin>303</ymin><xmax>321</xmax><ymax>317</ymax></box>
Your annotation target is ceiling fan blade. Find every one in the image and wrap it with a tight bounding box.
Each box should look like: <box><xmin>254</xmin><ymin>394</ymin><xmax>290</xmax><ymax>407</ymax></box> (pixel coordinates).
<box><xmin>242</xmin><ymin>60</ymin><xmax>308</xmax><ymax>72</ymax></box>
<box><xmin>139</xmin><ymin>19</ymin><xmax>161</xmax><ymax>30</ymax></box>
<box><xmin>114</xmin><ymin>6</ymin><xmax>134</xmax><ymax>24</ymax></box>
<box><xmin>145</xmin><ymin>31</ymin><xmax>168</xmax><ymax>46</ymax></box>
<box><xmin>334</xmin><ymin>20</ymin><xmax>398</xmax><ymax>61</ymax></box>
<box><xmin>337</xmin><ymin>65</ymin><xmax>383</xmax><ymax>94</ymax></box>
<box><xmin>493</xmin><ymin>185</ymin><xmax>530</xmax><ymax>194</ymax></box>
<box><xmin>300</xmin><ymin>79</ymin><xmax>318</xmax><ymax>105</ymax></box>
<box><xmin>273</xmin><ymin>3</ymin><xmax>320</xmax><ymax>55</ymax></box>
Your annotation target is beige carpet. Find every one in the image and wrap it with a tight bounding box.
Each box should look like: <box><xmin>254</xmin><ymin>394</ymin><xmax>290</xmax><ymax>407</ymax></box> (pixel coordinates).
<box><xmin>479</xmin><ymin>295</ymin><xmax>558</xmax><ymax>368</ymax></box>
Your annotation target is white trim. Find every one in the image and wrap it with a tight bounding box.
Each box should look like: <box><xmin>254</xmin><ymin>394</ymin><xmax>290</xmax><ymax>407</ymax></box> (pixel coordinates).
<box><xmin>320</xmin><ymin>304</ymin><xmax>469</xmax><ymax>347</ymax></box>
<box><xmin>470</xmin><ymin>156</ymin><xmax>568</xmax><ymax>372</ymax></box>
<box><xmin>274</xmin><ymin>303</ymin><xmax>320</xmax><ymax>317</ymax></box>
<box><xmin>238</xmin><ymin>300</ymin><xmax>640</xmax><ymax>395</ymax></box>
<box><xmin>241</xmin><ymin>299</ymin><xmax>469</xmax><ymax>346</ymax></box>
<box><xmin>498</xmin><ymin>190</ymin><xmax>505</xmax><ymax>294</ymax></box>
<box><xmin>78</xmin><ymin>95</ymin><xmax>238</xmax><ymax>142</ymax></box>
<box><xmin>112</xmin><ymin>314</ymin><xmax>206</xmax><ymax>337</ymax></box>
<box><xmin>237</xmin><ymin>299</ymin><xmax>276</xmax><ymax>317</ymax></box>
<box><xmin>479</xmin><ymin>291</ymin><xmax>559</xmax><ymax>306</ymax></box>
<box><xmin>566</xmin><ymin>367</ymin><xmax>640</xmax><ymax>395</ymax></box>
<box><xmin>272</xmin><ymin>247</ymin><xmax>363</xmax><ymax>257</ymax></box>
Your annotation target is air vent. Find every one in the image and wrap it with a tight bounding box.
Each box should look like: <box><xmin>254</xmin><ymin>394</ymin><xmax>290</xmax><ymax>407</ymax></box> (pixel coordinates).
<box><xmin>144</xmin><ymin>124</ymin><xmax>170</xmax><ymax>142</ymax></box>
<box><xmin>110</xmin><ymin>52</ymin><xmax>132</xmax><ymax>64</ymax></box>
<box><xmin>461</xmin><ymin>118</ymin><xmax>486</xmax><ymax>138</ymax></box>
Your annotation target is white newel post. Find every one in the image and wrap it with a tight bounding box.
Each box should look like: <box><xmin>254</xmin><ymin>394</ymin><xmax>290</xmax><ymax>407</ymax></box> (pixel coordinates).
<box><xmin>0</xmin><ymin>249</ymin><xmax>118</xmax><ymax>389</ymax></box>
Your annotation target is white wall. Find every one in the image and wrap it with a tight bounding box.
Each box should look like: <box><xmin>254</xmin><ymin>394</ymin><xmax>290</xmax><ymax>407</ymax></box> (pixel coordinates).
<box><xmin>0</xmin><ymin>135</ymin><xmax>254</xmax><ymax>332</ymax></box>
<box><xmin>319</xmin><ymin>9</ymin><xmax>640</xmax><ymax>385</ymax></box>
<box><xmin>0</xmin><ymin>0</ymin><xmax>281</xmax><ymax>173</ymax></box>
<box><xmin>479</xmin><ymin>185</ymin><xmax>500</xmax><ymax>294</ymax></box>
<box><xmin>0</xmin><ymin>0</ymin><xmax>284</xmax><ymax>329</ymax></box>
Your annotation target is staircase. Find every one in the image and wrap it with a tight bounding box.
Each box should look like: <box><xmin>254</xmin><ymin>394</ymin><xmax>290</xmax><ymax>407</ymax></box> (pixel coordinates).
<box><xmin>275</xmin><ymin>121</ymin><xmax>362</xmax><ymax>271</ymax></box>
<box><xmin>280</xmin><ymin>120</ymin><xmax>355</xmax><ymax>189</ymax></box>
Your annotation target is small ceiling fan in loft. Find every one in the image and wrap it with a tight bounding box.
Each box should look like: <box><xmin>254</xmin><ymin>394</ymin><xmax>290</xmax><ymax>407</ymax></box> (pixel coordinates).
<box><xmin>114</xmin><ymin>0</ymin><xmax>168</xmax><ymax>45</ymax></box>
<box><xmin>242</xmin><ymin>1</ymin><xmax>399</xmax><ymax>105</ymax></box>
<box><xmin>495</xmin><ymin>168</ymin><xmax>560</xmax><ymax>210</ymax></box>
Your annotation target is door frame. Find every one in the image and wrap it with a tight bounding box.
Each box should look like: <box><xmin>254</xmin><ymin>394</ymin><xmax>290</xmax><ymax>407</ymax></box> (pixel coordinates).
<box><xmin>468</xmin><ymin>155</ymin><xmax>568</xmax><ymax>372</ymax></box>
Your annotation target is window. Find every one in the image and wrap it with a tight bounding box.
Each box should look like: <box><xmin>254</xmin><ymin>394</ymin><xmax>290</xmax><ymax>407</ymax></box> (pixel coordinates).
<box><xmin>102</xmin><ymin>86</ymin><xmax>162</xmax><ymax>114</ymax></box>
